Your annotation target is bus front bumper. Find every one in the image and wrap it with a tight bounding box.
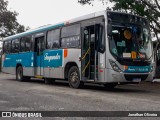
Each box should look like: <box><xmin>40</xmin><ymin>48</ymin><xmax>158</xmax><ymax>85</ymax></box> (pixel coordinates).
<box><xmin>105</xmin><ymin>69</ymin><xmax>154</xmax><ymax>83</ymax></box>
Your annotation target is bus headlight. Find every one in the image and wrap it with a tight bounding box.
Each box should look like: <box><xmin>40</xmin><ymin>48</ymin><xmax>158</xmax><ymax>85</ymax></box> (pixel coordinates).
<box><xmin>109</xmin><ymin>59</ymin><xmax>122</xmax><ymax>72</ymax></box>
<box><xmin>150</xmin><ymin>66</ymin><xmax>153</xmax><ymax>72</ymax></box>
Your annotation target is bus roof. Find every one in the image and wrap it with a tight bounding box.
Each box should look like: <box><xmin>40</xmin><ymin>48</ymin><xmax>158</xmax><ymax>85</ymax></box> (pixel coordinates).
<box><xmin>3</xmin><ymin>10</ymin><xmax>106</xmax><ymax>41</ymax></box>
<box><xmin>3</xmin><ymin>10</ymin><xmax>147</xmax><ymax>41</ymax></box>
<box><xmin>4</xmin><ymin>23</ymin><xmax>64</xmax><ymax>41</ymax></box>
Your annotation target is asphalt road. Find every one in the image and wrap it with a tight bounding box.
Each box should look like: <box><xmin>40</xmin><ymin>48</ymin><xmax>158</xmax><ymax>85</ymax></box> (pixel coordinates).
<box><xmin>0</xmin><ymin>73</ymin><xmax>160</xmax><ymax>120</ymax></box>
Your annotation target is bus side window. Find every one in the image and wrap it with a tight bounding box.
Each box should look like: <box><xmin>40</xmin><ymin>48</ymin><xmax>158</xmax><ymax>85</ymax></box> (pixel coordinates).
<box><xmin>61</xmin><ymin>24</ymin><xmax>80</xmax><ymax>48</ymax></box>
<box><xmin>3</xmin><ymin>41</ymin><xmax>11</xmax><ymax>54</ymax></box>
<box><xmin>47</xmin><ymin>29</ymin><xmax>60</xmax><ymax>49</ymax></box>
<box><xmin>12</xmin><ymin>39</ymin><xmax>20</xmax><ymax>53</ymax></box>
<box><xmin>20</xmin><ymin>36</ymin><xmax>31</xmax><ymax>52</ymax></box>
<box><xmin>20</xmin><ymin>38</ymin><xmax>26</xmax><ymax>52</ymax></box>
<box><xmin>25</xmin><ymin>36</ymin><xmax>31</xmax><ymax>51</ymax></box>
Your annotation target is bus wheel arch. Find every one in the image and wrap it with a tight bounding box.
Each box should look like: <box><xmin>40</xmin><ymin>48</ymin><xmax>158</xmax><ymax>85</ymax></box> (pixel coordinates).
<box><xmin>64</xmin><ymin>62</ymin><xmax>83</xmax><ymax>89</ymax></box>
<box><xmin>16</xmin><ymin>64</ymin><xmax>30</xmax><ymax>81</ymax></box>
<box><xmin>64</xmin><ymin>62</ymin><xmax>79</xmax><ymax>79</ymax></box>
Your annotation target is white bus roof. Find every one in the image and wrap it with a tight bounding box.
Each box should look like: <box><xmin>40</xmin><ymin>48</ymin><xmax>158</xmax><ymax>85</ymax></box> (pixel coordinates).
<box><xmin>3</xmin><ymin>10</ymin><xmax>147</xmax><ymax>41</ymax></box>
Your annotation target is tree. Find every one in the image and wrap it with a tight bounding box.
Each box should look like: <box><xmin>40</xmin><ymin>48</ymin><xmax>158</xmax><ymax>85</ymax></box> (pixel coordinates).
<box><xmin>78</xmin><ymin>0</ymin><xmax>160</xmax><ymax>39</ymax></box>
<box><xmin>0</xmin><ymin>0</ymin><xmax>27</xmax><ymax>38</ymax></box>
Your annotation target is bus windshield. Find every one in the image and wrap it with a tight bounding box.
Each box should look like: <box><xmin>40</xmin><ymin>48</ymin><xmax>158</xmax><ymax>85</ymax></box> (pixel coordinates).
<box><xmin>109</xmin><ymin>23</ymin><xmax>152</xmax><ymax>61</ymax></box>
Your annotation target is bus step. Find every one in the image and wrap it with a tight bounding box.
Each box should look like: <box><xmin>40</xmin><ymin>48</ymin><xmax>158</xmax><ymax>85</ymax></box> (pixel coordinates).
<box><xmin>35</xmin><ymin>75</ymin><xmax>43</xmax><ymax>79</ymax></box>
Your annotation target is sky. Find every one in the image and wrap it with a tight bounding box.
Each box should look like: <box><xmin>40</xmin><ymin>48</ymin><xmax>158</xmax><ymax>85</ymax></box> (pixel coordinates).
<box><xmin>0</xmin><ymin>0</ymin><xmax>113</xmax><ymax>47</ymax></box>
<box><xmin>7</xmin><ymin>0</ymin><xmax>111</xmax><ymax>29</ymax></box>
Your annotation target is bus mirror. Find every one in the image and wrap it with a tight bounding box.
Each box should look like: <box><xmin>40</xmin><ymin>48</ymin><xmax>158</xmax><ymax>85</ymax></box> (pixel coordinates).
<box><xmin>107</xmin><ymin>18</ymin><xmax>112</xmax><ymax>36</ymax></box>
<box><xmin>107</xmin><ymin>23</ymin><xmax>112</xmax><ymax>36</ymax></box>
<box><xmin>95</xmin><ymin>24</ymin><xmax>105</xmax><ymax>53</ymax></box>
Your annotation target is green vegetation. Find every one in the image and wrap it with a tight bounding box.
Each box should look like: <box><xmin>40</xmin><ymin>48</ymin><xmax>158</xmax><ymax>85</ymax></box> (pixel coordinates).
<box><xmin>0</xmin><ymin>0</ymin><xmax>28</xmax><ymax>38</ymax></box>
<box><xmin>78</xmin><ymin>0</ymin><xmax>160</xmax><ymax>39</ymax></box>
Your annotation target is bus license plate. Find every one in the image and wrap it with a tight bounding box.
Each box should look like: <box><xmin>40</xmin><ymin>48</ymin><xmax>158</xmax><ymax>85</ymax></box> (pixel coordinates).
<box><xmin>133</xmin><ymin>78</ymin><xmax>141</xmax><ymax>82</ymax></box>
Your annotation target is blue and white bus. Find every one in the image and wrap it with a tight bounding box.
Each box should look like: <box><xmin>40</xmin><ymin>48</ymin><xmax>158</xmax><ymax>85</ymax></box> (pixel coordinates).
<box><xmin>1</xmin><ymin>10</ymin><xmax>154</xmax><ymax>88</ymax></box>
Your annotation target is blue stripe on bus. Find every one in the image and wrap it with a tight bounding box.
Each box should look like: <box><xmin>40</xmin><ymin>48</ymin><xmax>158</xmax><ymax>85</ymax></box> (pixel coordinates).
<box><xmin>43</xmin><ymin>49</ymin><xmax>63</xmax><ymax>68</ymax></box>
<box><xmin>3</xmin><ymin>52</ymin><xmax>34</xmax><ymax>67</ymax></box>
<box><xmin>3</xmin><ymin>49</ymin><xmax>63</xmax><ymax>68</ymax></box>
<box><xmin>124</xmin><ymin>66</ymin><xmax>152</xmax><ymax>73</ymax></box>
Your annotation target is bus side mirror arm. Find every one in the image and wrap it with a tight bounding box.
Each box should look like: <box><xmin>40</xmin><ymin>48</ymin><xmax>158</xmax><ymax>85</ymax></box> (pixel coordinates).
<box><xmin>107</xmin><ymin>18</ymin><xmax>112</xmax><ymax>36</ymax></box>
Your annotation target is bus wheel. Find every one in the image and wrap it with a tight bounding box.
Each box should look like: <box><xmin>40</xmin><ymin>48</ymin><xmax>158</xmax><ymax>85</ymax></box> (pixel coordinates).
<box><xmin>68</xmin><ymin>66</ymin><xmax>83</xmax><ymax>89</ymax></box>
<box><xmin>104</xmin><ymin>83</ymin><xmax>117</xmax><ymax>89</ymax></box>
<box><xmin>16</xmin><ymin>66</ymin><xmax>24</xmax><ymax>81</ymax></box>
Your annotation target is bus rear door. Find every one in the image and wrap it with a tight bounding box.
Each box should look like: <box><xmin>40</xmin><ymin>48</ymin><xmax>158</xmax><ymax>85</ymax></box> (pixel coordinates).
<box><xmin>34</xmin><ymin>36</ymin><xmax>45</xmax><ymax>77</ymax></box>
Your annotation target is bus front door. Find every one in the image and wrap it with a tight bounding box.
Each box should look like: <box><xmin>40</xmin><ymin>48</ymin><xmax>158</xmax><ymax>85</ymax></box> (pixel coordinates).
<box><xmin>34</xmin><ymin>36</ymin><xmax>45</xmax><ymax>76</ymax></box>
<box><xmin>81</xmin><ymin>25</ymin><xmax>98</xmax><ymax>81</ymax></box>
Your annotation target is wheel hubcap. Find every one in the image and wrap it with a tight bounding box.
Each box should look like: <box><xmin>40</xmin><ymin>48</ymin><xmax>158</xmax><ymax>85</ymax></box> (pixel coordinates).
<box><xmin>70</xmin><ymin>71</ymin><xmax>78</xmax><ymax>83</ymax></box>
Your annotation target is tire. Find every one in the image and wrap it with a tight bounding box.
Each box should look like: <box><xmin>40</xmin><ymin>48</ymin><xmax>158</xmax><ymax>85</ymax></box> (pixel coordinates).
<box><xmin>16</xmin><ymin>66</ymin><xmax>24</xmax><ymax>81</ymax></box>
<box><xmin>45</xmin><ymin>78</ymin><xmax>55</xmax><ymax>84</ymax></box>
<box><xmin>68</xmin><ymin>66</ymin><xmax>83</xmax><ymax>89</ymax></box>
<box><xmin>104</xmin><ymin>83</ymin><xmax>117</xmax><ymax>89</ymax></box>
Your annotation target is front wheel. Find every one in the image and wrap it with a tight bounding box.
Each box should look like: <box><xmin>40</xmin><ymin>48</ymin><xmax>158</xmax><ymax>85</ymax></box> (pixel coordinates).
<box><xmin>68</xmin><ymin>66</ymin><xmax>83</xmax><ymax>89</ymax></box>
<box><xmin>16</xmin><ymin>66</ymin><xmax>24</xmax><ymax>81</ymax></box>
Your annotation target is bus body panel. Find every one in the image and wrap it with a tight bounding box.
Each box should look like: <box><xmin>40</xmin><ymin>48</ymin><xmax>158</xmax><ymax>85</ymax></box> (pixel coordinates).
<box><xmin>104</xmin><ymin>49</ymin><xmax>155</xmax><ymax>83</ymax></box>
<box><xmin>2</xmin><ymin>52</ymin><xmax>35</xmax><ymax>76</ymax></box>
<box><xmin>63</xmin><ymin>49</ymin><xmax>81</xmax><ymax>79</ymax></box>
<box><xmin>43</xmin><ymin>49</ymin><xmax>63</xmax><ymax>79</ymax></box>
<box><xmin>105</xmin><ymin>68</ymin><xmax>154</xmax><ymax>83</ymax></box>
<box><xmin>42</xmin><ymin>49</ymin><xmax>81</xmax><ymax>79</ymax></box>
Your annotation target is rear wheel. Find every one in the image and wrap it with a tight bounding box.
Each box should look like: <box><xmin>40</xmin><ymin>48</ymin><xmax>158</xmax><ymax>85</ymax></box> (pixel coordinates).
<box><xmin>104</xmin><ymin>83</ymin><xmax>117</xmax><ymax>89</ymax></box>
<box><xmin>16</xmin><ymin>66</ymin><xmax>24</xmax><ymax>81</ymax></box>
<box><xmin>68</xmin><ymin>66</ymin><xmax>83</xmax><ymax>89</ymax></box>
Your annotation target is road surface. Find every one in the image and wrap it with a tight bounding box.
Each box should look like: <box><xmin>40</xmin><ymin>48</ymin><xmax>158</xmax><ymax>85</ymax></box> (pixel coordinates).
<box><xmin>0</xmin><ymin>73</ymin><xmax>160</xmax><ymax>120</ymax></box>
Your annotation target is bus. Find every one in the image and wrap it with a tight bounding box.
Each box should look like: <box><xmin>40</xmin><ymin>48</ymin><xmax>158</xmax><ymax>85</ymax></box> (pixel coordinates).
<box><xmin>1</xmin><ymin>10</ymin><xmax>154</xmax><ymax>89</ymax></box>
